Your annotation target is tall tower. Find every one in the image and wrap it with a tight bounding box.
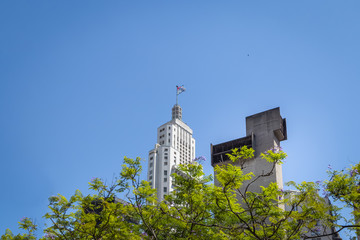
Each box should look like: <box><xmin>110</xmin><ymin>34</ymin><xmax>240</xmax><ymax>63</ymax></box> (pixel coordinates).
<box><xmin>211</xmin><ymin>107</ymin><xmax>287</xmax><ymax>194</ymax></box>
<box><xmin>147</xmin><ymin>104</ymin><xmax>195</xmax><ymax>201</ymax></box>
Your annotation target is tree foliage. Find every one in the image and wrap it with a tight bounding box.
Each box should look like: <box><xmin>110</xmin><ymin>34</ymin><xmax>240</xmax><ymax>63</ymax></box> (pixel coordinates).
<box><xmin>325</xmin><ymin>162</ymin><xmax>360</xmax><ymax>238</ymax></box>
<box><xmin>2</xmin><ymin>148</ymin><xmax>359</xmax><ymax>239</ymax></box>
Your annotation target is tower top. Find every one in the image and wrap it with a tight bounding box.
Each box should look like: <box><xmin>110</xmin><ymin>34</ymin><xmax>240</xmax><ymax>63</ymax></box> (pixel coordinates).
<box><xmin>172</xmin><ymin>104</ymin><xmax>182</xmax><ymax>120</ymax></box>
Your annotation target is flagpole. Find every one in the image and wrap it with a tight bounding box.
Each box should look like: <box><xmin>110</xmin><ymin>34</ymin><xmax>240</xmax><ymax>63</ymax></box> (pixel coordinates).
<box><xmin>176</xmin><ymin>91</ymin><xmax>178</xmax><ymax>106</ymax></box>
<box><xmin>176</xmin><ymin>85</ymin><xmax>185</xmax><ymax>106</ymax></box>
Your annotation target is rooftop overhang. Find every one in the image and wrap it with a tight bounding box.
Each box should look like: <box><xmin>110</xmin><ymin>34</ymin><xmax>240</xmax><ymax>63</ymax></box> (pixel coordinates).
<box><xmin>211</xmin><ymin>134</ymin><xmax>254</xmax><ymax>167</ymax></box>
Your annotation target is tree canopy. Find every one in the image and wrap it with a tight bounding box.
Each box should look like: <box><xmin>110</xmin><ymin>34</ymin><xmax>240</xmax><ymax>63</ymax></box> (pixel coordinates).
<box><xmin>2</xmin><ymin>147</ymin><xmax>359</xmax><ymax>239</ymax></box>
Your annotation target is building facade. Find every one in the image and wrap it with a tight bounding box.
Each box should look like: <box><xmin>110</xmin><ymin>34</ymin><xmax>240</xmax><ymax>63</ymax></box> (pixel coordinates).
<box><xmin>211</xmin><ymin>108</ymin><xmax>342</xmax><ymax>239</ymax></box>
<box><xmin>211</xmin><ymin>107</ymin><xmax>287</xmax><ymax>193</ymax></box>
<box><xmin>147</xmin><ymin>104</ymin><xmax>195</xmax><ymax>201</ymax></box>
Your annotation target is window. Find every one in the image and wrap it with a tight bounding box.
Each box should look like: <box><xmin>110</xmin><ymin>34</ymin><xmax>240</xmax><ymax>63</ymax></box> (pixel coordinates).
<box><xmin>149</xmin><ymin>175</ymin><xmax>152</xmax><ymax>180</ymax></box>
<box><xmin>163</xmin><ymin>187</ymin><xmax>167</xmax><ymax>193</ymax></box>
<box><xmin>168</xmin><ymin>133</ymin><xmax>170</xmax><ymax>136</ymax></box>
<box><xmin>150</xmin><ymin>156</ymin><xmax>153</xmax><ymax>160</ymax></box>
<box><xmin>150</xmin><ymin>163</ymin><xmax>153</xmax><ymax>168</ymax></box>
<box><xmin>164</xmin><ymin>156</ymin><xmax>168</xmax><ymax>160</ymax></box>
<box><xmin>164</xmin><ymin>170</ymin><xmax>167</xmax><ymax>176</ymax></box>
<box><xmin>164</xmin><ymin>178</ymin><xmax>167</xmax><ymax>182</ymax></box>
<box><xmin>164</xmin><ymin>162</ymin><xmax>168</xmax><ymax>166</ymax></box>
<box><xmin>164</xmin><ymin>148</ymin><xmax>168</xmax><ymax>152</ymax></box>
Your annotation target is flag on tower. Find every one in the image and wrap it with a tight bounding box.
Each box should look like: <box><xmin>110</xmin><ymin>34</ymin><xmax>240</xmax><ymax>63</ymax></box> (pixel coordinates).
<box><xmin>176</xmin><ymin>85</ymin><xmax>186</xmax><ymax>95</ymax></box>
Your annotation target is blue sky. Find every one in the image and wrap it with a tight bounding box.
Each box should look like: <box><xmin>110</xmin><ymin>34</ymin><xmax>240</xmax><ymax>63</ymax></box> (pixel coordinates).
<box><xmin>1</xmin><ymin>0</ymin><xmax>360</xmax><ymax>236</ymax></box>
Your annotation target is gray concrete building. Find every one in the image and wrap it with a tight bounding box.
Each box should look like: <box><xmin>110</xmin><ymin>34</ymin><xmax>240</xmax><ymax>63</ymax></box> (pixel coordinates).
<box><xmin>211</xmin><ymin>107</ymin><xmax>342</xmax><ymax>240</ymax></box>
<box><xmin>211</xmin><ymin>107</ymin><xmax>287</xmax><ymax>193</ymax></box>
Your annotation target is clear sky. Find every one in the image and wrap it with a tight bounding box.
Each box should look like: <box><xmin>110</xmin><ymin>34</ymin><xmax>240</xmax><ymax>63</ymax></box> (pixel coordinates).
<box><xmin>1</xmin><ymin>0</ymin><xmax>360</xmax><ymax>236</ymax></box>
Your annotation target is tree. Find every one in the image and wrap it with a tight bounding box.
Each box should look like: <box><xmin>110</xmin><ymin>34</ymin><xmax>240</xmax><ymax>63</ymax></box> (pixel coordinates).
<box><xmin>325</xmin><ymin>162</ymin><xmax>360</xmax><ymax>239</ymax></box>
<box><xmin>1</xmin><ymin>217</ymin><xmax>37</xmax><ymax>240</ymax></box>
<box><xmin>2</xmin><ymin>148</ymin><xmax>359</xmax><ymax>239</ymax></box>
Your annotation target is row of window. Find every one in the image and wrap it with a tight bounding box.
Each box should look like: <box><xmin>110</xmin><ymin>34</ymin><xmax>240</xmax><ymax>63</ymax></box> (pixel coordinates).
<box><xmin>149</xmin><ymin>150</ymin><xmax>178</xmax><ymax>163</ymax></box>
<box><xmin>159</xmin><ymin>126</ymin><xmax>195</xmax><ymax>145</ymax></box>
<box><xmin>148</xmin><ymin>176</ymin><xmax>168</xmax><ymax>182</ymax></box>
<box><xmin>160</xmin><ymin>126</ymin><xmax>178</xmax><ymax>133</ymax></box>
<box><xmin>149</xmin><ymin>161</ymin><xmax>169</xmax><ymax>171</ymax></box>
<box><xmin>160</xmin><ymin>139</ymin><xmax>175</xmax><ymax>145</ymax></box>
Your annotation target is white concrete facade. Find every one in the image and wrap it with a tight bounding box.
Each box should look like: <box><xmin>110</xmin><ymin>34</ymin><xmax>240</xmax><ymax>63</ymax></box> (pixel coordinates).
<box><xmin>147</xmin><ymin>105</ymin><xmax>195</xmax><ymax>201</ymax></box>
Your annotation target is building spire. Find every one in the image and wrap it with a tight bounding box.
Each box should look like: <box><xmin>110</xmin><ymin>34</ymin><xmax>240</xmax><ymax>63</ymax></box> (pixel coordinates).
<box><xmin>172</xmin><ymin>104</ymin><xmax>182</xmax><ymax>120</ymax></box>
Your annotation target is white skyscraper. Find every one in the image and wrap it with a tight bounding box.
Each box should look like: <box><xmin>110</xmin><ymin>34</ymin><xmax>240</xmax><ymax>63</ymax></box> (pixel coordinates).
<box><xmin>147</xmin><ymin>104</ymin><xmax>195</xmax><ymax>201</ymax></box>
